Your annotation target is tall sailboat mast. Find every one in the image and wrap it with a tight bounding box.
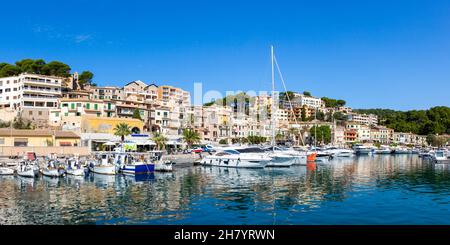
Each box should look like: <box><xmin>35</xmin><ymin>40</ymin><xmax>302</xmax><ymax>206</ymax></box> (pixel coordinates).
<box><xmin>271</xmin><ymin>45</ymin><xmax>276</xmax><ymax>148</ymax></box>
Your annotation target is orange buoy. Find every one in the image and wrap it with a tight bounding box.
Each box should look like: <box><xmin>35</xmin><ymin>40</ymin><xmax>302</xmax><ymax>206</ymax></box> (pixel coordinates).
<box><xmin>307</xmin><ymin>152</ymin><xmax>317</xmax><ymax>162</ymax></box>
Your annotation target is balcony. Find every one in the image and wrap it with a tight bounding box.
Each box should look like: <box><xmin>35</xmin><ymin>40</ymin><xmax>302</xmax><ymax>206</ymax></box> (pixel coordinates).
<box><xmin>23</xmin><ymin>78</ymin><xmax>61</xmax><ymax>87</ymax></box>
<box><xmin>23</xmin><ymin>87</ymin><xmax>61</xmax><ymax>95</ymax></box>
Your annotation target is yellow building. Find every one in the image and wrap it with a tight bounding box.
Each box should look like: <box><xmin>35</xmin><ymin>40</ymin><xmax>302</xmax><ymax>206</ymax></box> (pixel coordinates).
<box><xmin>0</xmin><ymin>129</ymin><xmax>80</xmax><ymax>147</ymax></box>
<box><xmin>80</xmin><ymin>115</ymin><xmax>144</xmax><ymax>134</ymax></box>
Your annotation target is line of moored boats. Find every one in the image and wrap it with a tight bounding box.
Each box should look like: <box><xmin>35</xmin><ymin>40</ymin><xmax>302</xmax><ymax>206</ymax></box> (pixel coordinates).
<box><xmin>197</xmin><ymin>144</ymin><xmax>450</xmax><ymax>168</ymax></box>
<box><xmin>0</xmin><ymin>147</ymin><xmax>174</xmax><ymax>177</ymax></box>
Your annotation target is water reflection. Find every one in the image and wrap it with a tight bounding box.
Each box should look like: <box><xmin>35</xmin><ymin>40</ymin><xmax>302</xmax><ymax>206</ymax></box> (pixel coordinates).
<box><xmin>1</xmin><ymin>155</ymin><xmax>450</xmax><ymax>224</ymax></box>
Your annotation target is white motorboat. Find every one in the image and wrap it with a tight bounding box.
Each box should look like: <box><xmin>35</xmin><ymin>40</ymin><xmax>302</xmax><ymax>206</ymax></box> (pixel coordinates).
<box><xmin>266</xmin><ymin>152</ymin><xmax>295</xmax><ymax>167</ymax></box>
<box><xmin>393</xmin><ymin>148</ymin><xmax>410</xmax><ymax>154</ymax></box>
<box><xmin>353</xmin><ymin>144</ymin><xmax>373</xmax><ymax>155</ymax></box>
<box><xmin>432</xmin><ymin>150</ymin><xmax>450</xmax><ymax>164</ymax></box>
<box><xmin>324</xmin><ymin>147</ymin><xmax>354</xmax><ymax>157</ymax></box>
<box><xmin>16</xmin><ymin>162</ymin><xmax>39</xmax><ymax>178</ymax></box>
<box><xmin>88</xmin><ymin>153</ymin><xmax>117</xmax><ymax>175</ymax></box>
<box><xmin>149</xmin><ymin>151</ymin><xmax>174</xmax><ymax>172</ymax></box>
<box><xmin>41</xmin><ymin>159</ymin><xmax>65</xmax><ymax>177</ymax></box>
<box><xmin>374</xmin><ymin>146</ymin><xmax>392</xmax><ymax>154</ymax></box>
<box><xmin>269</xmin><ymin>146</ymin><xmax>309</xmax><ymax>165</ymax></box>
<box><xmin>65</xmin><ymin>157</ymin><xmax>85</xmax><ymax>176</ymax></box>
<box><xmin>244</xmin><ymin>147</ymin><xmax>294</xmax><ymax>167</ymax></box>
<box><xmin>200</xmin><ymin>148</ymin><xmax>271</xmax><ymax>168</ymax></box>
<box><xmin>0</xmin><ymin>167</ymin><xmax>14</xmax><ymax>175</ymax></box>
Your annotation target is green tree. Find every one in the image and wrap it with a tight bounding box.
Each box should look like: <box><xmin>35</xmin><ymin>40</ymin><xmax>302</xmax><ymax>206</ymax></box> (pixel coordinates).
<box><xmin>15</xmin><ymin>59</ymin><xmax>46</xmax><ymax>74</ymax></box>
<box><xmin>279</xmin><ymin>91</ymin><xmax>295</xmax><ymax>101</ymax></box>
<box><xmin>310</xmin><ymin>125</ymin><xmax>331</xmax><ymax>145</ymax></box>
<box><xmin>78</xmin><ymin>70</ymin><xmax>95</xmax><ymax>87</ymax></box>
<box><xmin>333</xmin><ymin>111</ymin><xmax>347</xmax><ymax>121</ymax></box>
<box><xmin>181</xmin><ymin>129</ymin><xmax>201</xmax><ymax>149</ymax></box>
<box><xmin>13</xmin><ymin>116</ymin><xmax>33</xmax><ymax>129</ymax></box>
<box><xmin>152</xmin><ymin>132</ymin><xmax>168</xmax><ymax>151</ymax></box>
<box><xmin>301</xmin><ymin>106</ymin><xmax>307</xmax><ymax>121</ymax></box>
<box><xmin>303</xmin><ymin>91</ymin><xmax>311</xmax><ymax>96</ymax></box>
<box><xmin>41</xmin><ymin>61</ymin><xmax>71</xmax><ymax>77</ymax></box>
<box><xmin>132</xmin><ymin>109</ymin><xmax>142</xmax><ymax>120</ymax></box>
<box><xmin>219</xmin><ymin>139</ymin><xmax>228</xmax><ymax>144</ymax></box>
<box><xmin>114</xmin><ymin>123</ymin><xmax>131</xmax><ymax>143</ymax></box>
<box><xmin>0</xmin><ymin>64</ymin><xmax>21</xmax><ymax>77</ymax></box>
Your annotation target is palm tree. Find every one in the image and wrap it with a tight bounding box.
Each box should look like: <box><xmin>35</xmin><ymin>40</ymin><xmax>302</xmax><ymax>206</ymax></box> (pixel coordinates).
<box><xmin>152</xmin><ymin>132</ymin><xmax>168</xmax><ymax>151</ymax></box>
<box><xmin>182</xmin><ymin>129</ymin><xmax>201</xmax><ymax>149</ymax></box>
<box><xmin>114</xmin><ymin>123</ymin><xmax>131</xmax><ymax>143</ymax></box>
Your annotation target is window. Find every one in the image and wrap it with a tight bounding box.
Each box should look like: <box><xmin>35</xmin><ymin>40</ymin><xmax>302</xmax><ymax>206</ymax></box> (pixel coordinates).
<box><xmin>29</xmin><ymin>111</ymin><xmax>33</xmax><ymax>115</ymax></box>
<box><xmin>0</xmin><ymin>138</ymin><xmax>4</xmax><ymax>145</ymax></box>
<box><xmin>71</xmin><ymin>103</ymin><xmax>75</xmax><ymax>109</ymax></box>
<box><xmin>38</xmin><ymin>111</ymin><xmax>42</xmax><ymax>116</ymax></box>
<box><xmin>14</xmin><ymin>138</ymin><xmax>28</xmax><ymax>147</ymax></box>
<box><xmin>62</xmin><ymin>103</ymin><xmax>68</xmax><ymax>107</ymax></box>
<box><xmin>86</xmin><ymin>103</ymin><xmax>90</xmax><ymax>109</ymax></box>
<box><xmin>94</xmin><ymin>104</ymin><xmax>98</xmax><ymax>110</ymax></box>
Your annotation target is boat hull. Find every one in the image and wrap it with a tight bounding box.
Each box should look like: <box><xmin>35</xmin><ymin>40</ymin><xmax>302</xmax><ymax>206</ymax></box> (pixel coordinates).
<box><xmin>42</xmin><ymin>168</ymin><xmax>65</xmax><ymax>177</ymax></box>
<box><xmin>89</xmin><ymin>165</ymin><xmax>116</xmax><ymax>175</ymax></box>
<box><xmin>17</xmin><ymin>169</ymin><xmax>38</xmax><ymax>178</ymax></box>
<box><xmin>121</xmin><ymin>163</ymin><xmax>155</xmax><ymax>175</ymax></box>
<box><xmin>355</xmin><ymin>149</ymin><xmax>372</xmax><ymax>155</ymax></box>
<box><xmin>201</xmin><ymin>157</ymin><xmax>269</xmax><ymax>168</ymax></box>
<box><xmin>266</xmin><ymin>155</ymin><xmax>295</xmax><ymax>167</ymax></box>
<box><xmin>66</xmin><ymin>168</ymin><xmax>85</xmax><ymax>176</ymax></box>
<box><xmin>154</xmin><ymin>162</ymin><xmax>174</xmax><ymax>172</ymax></box>
<box><xmin>0</xmin><ymin>167</ymin><xmax>14</xmax><ymax>175</ymax></box>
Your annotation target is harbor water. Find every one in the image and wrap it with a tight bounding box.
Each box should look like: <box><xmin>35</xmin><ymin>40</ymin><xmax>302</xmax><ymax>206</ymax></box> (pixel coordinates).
<box><xmin>1</xmin><ymin>155</ymin><xmax>450</xmax><ymax>224</ymax></box>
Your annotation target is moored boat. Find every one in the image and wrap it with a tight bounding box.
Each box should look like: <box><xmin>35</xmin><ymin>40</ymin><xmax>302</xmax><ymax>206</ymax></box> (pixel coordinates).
<box><xmin>65</xmin><ymin>157</ymin><xmax>85</xmax><ymax>176</ymax></box>
<box><xmin>353</xmin><ymin>144</ymin><xmax>372</xmax><ymax>155</ymax></box>
<box><xmin>16</xmin><ymin>163</ymin><xmax>39</xmax><ymax>178</ymax></box>
<box><xmin>88</xmin><ymin>153</ymin><xmax>117</xmax><ymax>175</ymax></box>
<box><xmin>41</xmin><ymin>159</ymin><xmax>65</xmax><ymax>177</ymax></box>
<box><xmin>200</xmin><ymin>148</ymin><xmax>271</xmax><ymax>168</ymax></box>
<box><xmin>0</xmin><ymin>167</ymin><xmax>14</xmax><ymax>175</ymax></box>
<box><xmin>374</xmin><ymin>146</ymin><xmax>392</xmax><ymax>154</ymax></box>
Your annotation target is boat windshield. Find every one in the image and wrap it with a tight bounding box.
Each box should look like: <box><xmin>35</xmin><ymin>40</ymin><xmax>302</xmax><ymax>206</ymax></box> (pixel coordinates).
<box><xmin>236</xmin><ymin>147</ymin><xmax>265</xmax><ymax>153</ymax></box>
<box><xmin>223</xmin><ymin>149</ymin><xmax>240</xmax><ymax>155</ymax></box>
<box><xmin>436</xmin><ymin>152</ymin><xmax>445</xmax><ymax>157</ymax></box>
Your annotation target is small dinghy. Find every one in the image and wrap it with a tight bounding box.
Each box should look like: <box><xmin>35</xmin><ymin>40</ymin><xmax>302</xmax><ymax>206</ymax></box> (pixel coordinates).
<box><xmin>0</xmin><ymin>167</ymin><xmax>14</xmax><ymax>175</ymax></box>
<box><xmin>41</xmin><ymin>159</ymin><xmax>65</xmax><ymax>177</ymax></box>
<box><xmin>154</xmin><ymin>161</ymin><xmax>174</xmax><ymax>172</ymax></box>
<box><xmin>17</xmin><ymin>163</ymin><xmax>39</xmax><ymax>178</ymax></box>
<box><xmin>88</xmin><ymin>154</ymin><xmax>117</xmax><ymax>175</ymax></box>
<box><xmin>65</xmin><ymin>157</ymin><xmax>85</xmax><ymax>176</ymax></box>
<box><xmin>150</xmin><ymin>151</ymin><xmax>174</xmax><ymax>172</ymax></box>
<box><xmin>16</xmin><ymin>151</ymin><xmax>39</xmax><ymax>178</ymax></box>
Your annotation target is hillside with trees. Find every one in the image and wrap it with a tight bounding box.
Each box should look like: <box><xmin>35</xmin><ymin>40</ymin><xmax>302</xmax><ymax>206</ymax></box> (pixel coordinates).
<box><xmin>0</xmin><ymin>59</ymin><xmax>72</xmax><ymax>78</ymax></box>
<box><xmin>354</xmin><ymin>106</ymin><xmax>450</xmax><ymax>135</ymax></box>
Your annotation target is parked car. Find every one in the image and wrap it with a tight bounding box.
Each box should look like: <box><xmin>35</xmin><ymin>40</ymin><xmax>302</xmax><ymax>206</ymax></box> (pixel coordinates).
<box><xmin>190</xmin><ymin>148</ymin><xmax>204</xmax><ymax>153</ymax></box>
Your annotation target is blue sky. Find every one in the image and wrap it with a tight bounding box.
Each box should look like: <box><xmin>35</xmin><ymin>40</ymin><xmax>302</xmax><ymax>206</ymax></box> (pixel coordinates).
<box><xmin>1</xmin><ymin>0</ymin><xmax>449</xmax><ymax>110</ymax></box>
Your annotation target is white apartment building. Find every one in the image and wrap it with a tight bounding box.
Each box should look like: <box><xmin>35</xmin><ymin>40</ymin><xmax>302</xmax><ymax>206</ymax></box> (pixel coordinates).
<box><xmin>0</xmin><ymin>73</ymin><xmax>61</xmax><ymax>110</ymax></box>
<box><xmin>347</xmin><ymin>113</ymin><xmax>378</xmax><ymax>126</ymax></box>
<box><xmin>0</xmin><ymin>74</ymin><xmax>62</xmax><ymax>127</ymax></box>
<box><xmin>291</xmin><ymin>93</ymin><xmax>323</xmax><ymax>108</ymax></box>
